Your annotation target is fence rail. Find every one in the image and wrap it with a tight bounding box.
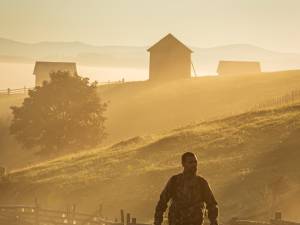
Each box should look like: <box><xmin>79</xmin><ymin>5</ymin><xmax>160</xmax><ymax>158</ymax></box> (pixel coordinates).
<box><xmin>0</xmin><ymin>201</ymin><xmax>150</xmax><ymax>225</ymax></box>
<box><xmin>0</xmin><ymin>79</ymin><xmax>126</xmax><ymax>96</ymax></box>
<box><xmin>252</xmin><ymin>89</ymin><xmax>300</xmax><ymax>111</ymax></box>
<box><xmin>97</xmin><ymin>79</ymin><xmax>125</xmax><ymax>85</ymax></box>
<box><xmin>0</xmin><ymin>203</ymin><xmax>114</xmax><ymax>225</ymax></box>
<box><xmin>0</xmin><ymin>201</ymin><xmax>297</xmax><ymax>225</ymax></box>
<box><xmin>0</xmin><ymin>87</ymin><xmax>34</xmax><ymax>96</ymax></box>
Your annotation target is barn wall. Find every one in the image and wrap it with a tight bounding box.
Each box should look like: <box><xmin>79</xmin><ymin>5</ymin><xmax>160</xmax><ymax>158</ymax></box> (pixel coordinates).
<box><xmin>35</xmin><ymin>68</ymin><xmax>76</xmax><ymax>86</ymax></box>
<box><xmin>36</xmin><ymin>72</ymin><xmax>51</xmax><ymax>87</ymax></box>
<box><xmin>149</xmin><ymin>48</ymin><xmax>191</xmax><ymax>81</ymax></box>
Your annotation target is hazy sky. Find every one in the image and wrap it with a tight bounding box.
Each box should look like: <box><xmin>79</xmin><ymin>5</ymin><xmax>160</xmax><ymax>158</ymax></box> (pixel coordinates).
<box><xmin>1</xmin><ymin>0</ymin><xmax>300</xmax><ymax>53</ymax></box>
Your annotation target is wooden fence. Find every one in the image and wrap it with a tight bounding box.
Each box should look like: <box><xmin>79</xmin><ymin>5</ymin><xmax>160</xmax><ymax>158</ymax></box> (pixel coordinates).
<box><xmin>1</xmin><ymin>201</ymin><xmax>298</xmax><ymax>225</ymax></box>
<box><xmin>98</xmin><ymin>79</ymin><xmax>125</xmax><ymax>86</ymax></box>
<box><xmin>253</xmin><ymin>89</ymin><xmax>300</xmax><ymax>110</ymax></box>
<box><xmin>0</xmin><ymin>201</ymin><xmax>150</xmax><ymax>225</ymax></box>
<box><xmin>0</xmin><ymin>80</ymin><xmax>126</xmax><ymax>96</ymax></box>
<box><xmin>0</xmin><ymin>87</ymin><xmax>33</xmax><ymax>96</ymax></box>
<box><xmin>230</xmin><ymin>212</ymin><xmax>300</xmax><ymax>225</ymax></box>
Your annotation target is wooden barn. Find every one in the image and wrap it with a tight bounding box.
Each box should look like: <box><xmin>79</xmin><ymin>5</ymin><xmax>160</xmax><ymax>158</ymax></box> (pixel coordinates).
<box><xmin>217</xmin><ymin>60</ymin><xmax>261</xmax><ymax>76</ymax></box>
<box><xmin>147</xmin><ymin>34</ymin><xmax>193</xmax><ymax>81</ymax></box>
<box><xmin>33</xmin><ymin>61</ymin><xmax>77</xmax><ymax>86</ymax></box>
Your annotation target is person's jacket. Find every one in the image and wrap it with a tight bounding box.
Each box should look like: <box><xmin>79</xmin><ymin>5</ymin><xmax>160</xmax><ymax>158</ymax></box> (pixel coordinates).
<box><xmin>154</xmin><ymin>173</ymin><xmax>218</xmax><ymax>225</ymax></box>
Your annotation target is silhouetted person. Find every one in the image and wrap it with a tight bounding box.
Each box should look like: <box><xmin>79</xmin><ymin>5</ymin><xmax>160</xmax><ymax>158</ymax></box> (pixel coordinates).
<box><xmin>154</xmin><ymin>152</ymin><xmax>218</xmax><ymax>225</ymax></box>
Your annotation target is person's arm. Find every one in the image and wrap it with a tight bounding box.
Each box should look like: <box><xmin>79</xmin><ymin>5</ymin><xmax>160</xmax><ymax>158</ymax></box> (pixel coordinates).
<box><xmin>154</xmin><ymin>177</ymin><xmax>174</xmax><ymax>225</ymax></box>
<box><xmin>203</xmin><ymin>180</ymin><xmax>219</xmax><ymax>225</ymax></box>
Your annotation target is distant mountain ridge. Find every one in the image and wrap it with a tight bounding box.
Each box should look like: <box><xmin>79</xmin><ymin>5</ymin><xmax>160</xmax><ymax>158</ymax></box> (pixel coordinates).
<box><xmin>1</xmin><ymin>37</ymin><xmax>300</xmax><ymax>73</ymax></box>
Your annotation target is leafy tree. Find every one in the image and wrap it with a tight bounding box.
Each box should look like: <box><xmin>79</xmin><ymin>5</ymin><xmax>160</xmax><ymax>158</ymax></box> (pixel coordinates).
<box><xmin>10</xmin><ymin>71</ymin><xmax>107</xmax><ymax>154</ymax></box>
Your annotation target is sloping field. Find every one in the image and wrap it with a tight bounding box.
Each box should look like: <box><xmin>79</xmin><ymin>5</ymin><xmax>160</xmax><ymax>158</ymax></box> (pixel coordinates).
<box><xmin>98</xmin><ymin>70</ymin><xmax>300</xmax><ymax>144</ymax></box>
<box><xmin>0</xmin><ymin>94</ymin><xmax>36</xmax><ymax>169</ymax></box>
<box><xmin>2</xmin><ymin>70</ymin><xmax>300</xmax><ymax>146</ymax></box>
<box><xmin>1</xmin><ymin>103</ymin><xmax>300</xmax><ymax>223</ymax></box>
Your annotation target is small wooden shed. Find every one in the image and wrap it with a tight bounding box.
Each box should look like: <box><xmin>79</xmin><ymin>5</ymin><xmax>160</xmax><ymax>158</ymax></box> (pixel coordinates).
<box><xmin>147</xmin><ymin>34</ymin><xmax>193</xmax><ymax>81</ymax></box>
<box><xmin>217</xmin><ymin>60</ymin><xmax>261</xmax><ymax>76</ymax></box>
<box><xmin>33</xmin><ymin>61</ymin><xmax>77</xmax><ymax>86</ymax></box>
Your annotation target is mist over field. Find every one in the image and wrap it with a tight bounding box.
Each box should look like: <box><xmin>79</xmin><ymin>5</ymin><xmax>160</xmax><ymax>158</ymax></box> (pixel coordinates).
<box><xmin>1</xmin><ymin>38</ymin><xmax>300</xmax><ymax>89</ymax></box>
<box><xmin>1</xmin><ymin>47</ymin><xmax>300</xmax><ymax>224</ymax></box>
<box><xmin>0</xmin><ymin>62</ymin><xmax>148</xmax><ymax>89</ymax></box>
<box><xmin>1</xmin><ymin>1</ymin><xmax>300</xmax><ymax>225</ymax></box>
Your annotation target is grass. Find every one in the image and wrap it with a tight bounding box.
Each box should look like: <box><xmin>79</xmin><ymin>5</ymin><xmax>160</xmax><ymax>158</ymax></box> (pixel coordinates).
<box><xmin>1</xmin><ymin>70</ymin><xmax>300</xmax><ymax>222</ymax></box>
<box><xmin>1</xmin><ymin>103</ymin><xmax>300</xmax><ymax>222</ymax></box>
<box><xmin>97</xmin><ymin>70</ymin><xmax>300</xmax><ymax>144</ymax></box>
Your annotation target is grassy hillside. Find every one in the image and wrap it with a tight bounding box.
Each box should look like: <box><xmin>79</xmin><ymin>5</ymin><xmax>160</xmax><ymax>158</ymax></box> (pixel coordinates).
<box><xmin>1</xmin><ymin>70</ymin><xmax>300</xmax><ymax>170</ymax></box>
<box><xmin>0</xmin><ymin>94</ymin><xmax>39</xmax><ymax>169</ymax></box>
<box><xmin>1</xmin><ymin>102</ymin><xmax>300</xmax><ymax>223</ymax></box>
<box><xmin>98</xmin><ymin>70</ymin><xmax>300</xmax><ymax>144</ymax></box>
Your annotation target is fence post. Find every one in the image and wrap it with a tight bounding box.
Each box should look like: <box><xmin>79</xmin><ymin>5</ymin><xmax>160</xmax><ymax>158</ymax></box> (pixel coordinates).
<box><xmin>0</xmin><ymin>167</ymin><xmax>5</xmax><ymax>180</ymax></box>
<box><xmin>67</xmin><ymin>205</ymin><xmax>71</xmax><ymax>224</ymax></box>
<box><xmin>132</xmin><ymin>218</ymin><xmax>136</xmax><ymax>225</ymax></box>
<box><xmin>275</xmin><ymin>212</ymin><xmax>282</xmax><ymax>221</ymax></box>
<box><xmin>34</xmin><ymin>198</ymin><xmax>40</xmax><ymax>225</ymax></box>
<box><xmin>98</xmin><ymin>204</ymin><xmax>103</xmax><ymax>218</ymax></box>
<box><xmin>120</xmin><ymin>209</ymin><xmax>125</xmax><ymax>225</ymax></box>
<box><xmin>126</xmin><ymin>213</ymin><xmax>131</xmax><ymax>225</ymax></box>
<box><xmin>71</xmin><ymin>204</ymin><xmax>76</xmax><ymax>224</ymax></box>
<box><xmin>16</xmin><ymin>214</ymin><xmax>21</xmax><ymax>225</ymax></box>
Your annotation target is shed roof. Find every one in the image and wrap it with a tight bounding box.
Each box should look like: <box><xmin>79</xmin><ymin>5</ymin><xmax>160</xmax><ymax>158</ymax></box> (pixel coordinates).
<box><xmin>147</xmin><ymin>33</ymin><xmax>193</xmax><ymax>53</ymax></box>
<box><xmin>33</xmin><ymin>61</ymin><xmax>77</xmax><ymax>75</ymax></box>
<box><xmin>217</xmin><ymin>60</ymin><xmax>261</xmax><ymax>74</ymax></box>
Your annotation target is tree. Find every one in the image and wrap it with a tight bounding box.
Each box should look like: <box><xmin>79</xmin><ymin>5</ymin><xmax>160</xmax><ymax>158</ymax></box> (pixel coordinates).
<box><xmin>10</xmin><ymin>71</ymin><xmax>107</xmax><ymax>154</ymax></box>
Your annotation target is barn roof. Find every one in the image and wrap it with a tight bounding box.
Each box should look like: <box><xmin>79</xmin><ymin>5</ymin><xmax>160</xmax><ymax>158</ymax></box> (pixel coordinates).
<box><xmin>217</xmin><ymin>60</ymin><xmax>261</xmax><ymax>74</ymax></box>
<box><xmin>147</xmin><ymin>33</ymin><xmax>193</xmax><ymax>53</ymax></box>
<box><xmin>33</xmin><ymin>61</ymin><xmax>77</xmax><ymax>75</ymax></box>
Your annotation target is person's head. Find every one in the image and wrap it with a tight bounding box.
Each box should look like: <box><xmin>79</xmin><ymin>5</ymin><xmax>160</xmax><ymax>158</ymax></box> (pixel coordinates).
<box><xmin>181</xmin><ymin>152</ymin><xmax>198</xmax><ymax>174</ymax></box>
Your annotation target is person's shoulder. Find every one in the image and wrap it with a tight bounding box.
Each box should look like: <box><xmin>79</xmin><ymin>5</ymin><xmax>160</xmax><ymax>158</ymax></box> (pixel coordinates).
<box><xmin>168</xmin><ymin>173</ymin><xmax>183</xmax><ymax>183</ymax></box>
<box><xmin>173</xmin><ymin>173</ymin><xmax>183</xmax><ymax>178</ymax></box>
<box><xmin>170</xmin><ymin>173</ymin><xmax>183</xmax><ymax>180</ymax></box>
<box><xmin>195</xmin><ymin>175</ymin><xmax>209</xmax><ymax>185</ymax></box>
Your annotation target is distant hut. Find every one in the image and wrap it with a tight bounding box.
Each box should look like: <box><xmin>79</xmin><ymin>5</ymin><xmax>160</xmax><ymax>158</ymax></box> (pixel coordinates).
<box><xmin>33</xmin><ymin>61</ymin><xmax>77</xmax><ymax>86</ymax></box>
<box><xmin>147</xmin><ymin>33</ymin><xmax>193</xmax><ymax>81</ymax></box>
<box><xmin>217</xmin><ymin>60</ymin><xmax>261</xmax><ymax>76</ymax></box>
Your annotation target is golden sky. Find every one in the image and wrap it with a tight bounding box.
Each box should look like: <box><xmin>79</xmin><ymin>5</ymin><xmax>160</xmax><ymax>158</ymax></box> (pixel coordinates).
<box><xmin>1</xmin><ymin>0</ymin><xmax>300</xmax><ymax>53</ymax></box>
